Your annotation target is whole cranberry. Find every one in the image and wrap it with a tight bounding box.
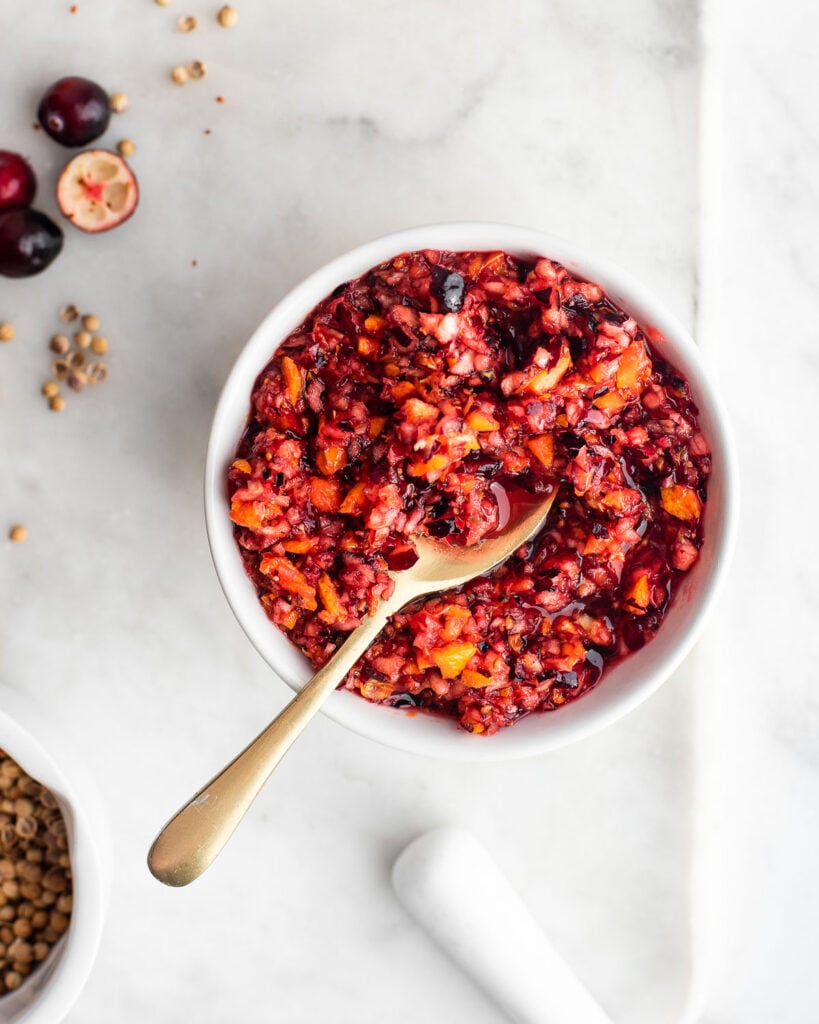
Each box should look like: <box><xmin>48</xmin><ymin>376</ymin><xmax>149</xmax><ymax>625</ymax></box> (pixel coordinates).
<box><xmin>0</xmin><ymin>208</ymin><xmax>64</xmax><ymax>278</ymax></box>
<box><xmin>37</xmin><ymin>76</ymin><xmax>111</xmax><ymax>147</ymax></box>
<box><xmin>0</xmin><ymin>151</ymin><xmax>37</xmax><ymax>209</ymax></box>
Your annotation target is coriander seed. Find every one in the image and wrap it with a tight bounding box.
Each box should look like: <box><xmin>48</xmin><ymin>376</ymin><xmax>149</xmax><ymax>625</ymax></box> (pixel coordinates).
<box><xmin>75</xmin><ymin>331</ymin><xmax>91</xmax><ymax>349</ymax></box>
<box><xmin>171</xmin><ymin>65</ymin><xmax>189</xmax><ymax>85</ymax></box>
<box><xmin>50</xmin><ymin>334</ymin><xmax>70</xmax><ymax>355</ymax></box>
<box><xmin>177</xmin><ymin>14</ymin><xmax>196</xmax><ymax>31</ymax></box>
<box><xmin>42</xmin><ymin>382</ymin><xmax>59</xmax><ymax>399</ymax></box>
<box><xmin>90</xmin><ymin>335</ymin><xmax>108</xmax><ymax>355</ymax></box>
<box><xmin>188</xmin><ymin>61</ymin><xmax>207</xmax><ymax>79</ymax></box>
<box><xmin>117</xmin><ymin>138</ymin><xmax>136</xmax><ymax>157</ymax></box>
<box><xmin>110</xmin><ymin>92</ymin><xmax>129</xmax><ymax>113</ymax></box>
<box><xmin>59</xmin><ymin>304</ymin><xmax>79</xmax><ymax>323</ymax></box>
<box><xmin>217</xmin><ymin>4</ymin><xmax>238</xmax><ymax>27</ymax></box>
<box><xmin>48</xmin><ymin>395</ymin><xmax>65</xmax><ymax>412</ymax></box>
<box><xmin>81</xmin><ymin>314</ymin><xmax>100</xmax><ymax>331</ymax></box>
<box><xmin>0</xmin><ymin>323</ymin><xmax>14</xmax><ymax>343</ymax></box>
<box><xmin>8</xmin><ymin>526</ymin><xmax>27</xmax><ymax>544</ymax></box>
<box><xmin>67</xmin><ymin>371</ymin><xmax>88</xmax><ymax>393</ymax></box>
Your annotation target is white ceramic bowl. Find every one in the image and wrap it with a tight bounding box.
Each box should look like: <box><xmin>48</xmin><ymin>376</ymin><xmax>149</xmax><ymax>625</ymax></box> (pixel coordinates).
<box><xmin>205</xmin><ymin>223</ymin><xmax>739</xmax><ymax>761</ymax></box>
<box><xmin>0</xmin><ymin>689</ymin><xmax>107</xmax><ymax>1023</ymax></box>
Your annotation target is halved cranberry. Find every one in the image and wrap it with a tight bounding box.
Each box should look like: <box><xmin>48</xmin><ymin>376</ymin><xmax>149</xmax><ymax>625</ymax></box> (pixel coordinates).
<box><xmin>38</xmin><ymin>77</ymin><xmax>111</xmax><ymax>147</ymax></box>
<box><xmin>0</xmin><ymin>151</ymin><xmax>37</xmax><ymax>210</ymax></box>
<box><xmin>56</xmin><ymin>150</ymin><xmax>138</xmax><ymax>233</ymax></box>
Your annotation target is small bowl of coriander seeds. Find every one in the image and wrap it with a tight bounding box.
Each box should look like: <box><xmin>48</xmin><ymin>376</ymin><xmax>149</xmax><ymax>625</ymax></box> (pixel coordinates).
<box><xmin>0</xmin><ymin>693</ymin><xmax>107</xmax><ymax>1023</ymax></box>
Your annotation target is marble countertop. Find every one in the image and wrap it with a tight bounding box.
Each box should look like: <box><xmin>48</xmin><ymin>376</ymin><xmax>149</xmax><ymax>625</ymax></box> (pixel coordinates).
<box><xmin>0</xmin><ymin>1</ymin><xmax>815</xmax><ymax>1021</ymax></box>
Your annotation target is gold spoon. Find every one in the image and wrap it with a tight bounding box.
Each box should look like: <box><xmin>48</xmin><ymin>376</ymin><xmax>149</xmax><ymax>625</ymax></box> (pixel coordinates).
<box><xmin>148</xmin><ymin>487</ymin><xmax>557</xmax><ymax>887</ymax></box>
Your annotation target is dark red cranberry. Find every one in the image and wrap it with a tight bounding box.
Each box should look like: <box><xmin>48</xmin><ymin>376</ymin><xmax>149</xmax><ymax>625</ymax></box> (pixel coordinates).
<box><xmin>0</xmin><ymin>151</ymin><xmax>37</xmax><ymax>209</ymax></box>
<box><xmin>0</xmin><ymin>209</ymin><xmax>64</xmax><ymax>278</ymax></box>
<box><xmin>37</xmin><ymin>77</ymin><xmax>111</xmax><ymax>147</ymax></box>
<box><xmin>431</xmin><ymin>267</ymin><xmax>466</xmax><ymax>312</ymax></box>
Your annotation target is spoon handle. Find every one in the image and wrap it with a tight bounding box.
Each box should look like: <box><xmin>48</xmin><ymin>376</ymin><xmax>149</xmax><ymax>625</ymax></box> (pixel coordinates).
<box><xmin>148</xmin><ymin>599</ymin><xmax>395</xmax><ymax>887</ymax></box>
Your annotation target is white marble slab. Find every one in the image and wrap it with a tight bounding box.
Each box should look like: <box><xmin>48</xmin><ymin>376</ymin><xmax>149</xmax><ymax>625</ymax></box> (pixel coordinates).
<box><xmin>1</xmin><ymin>2</ymin><xmax>707</xmax><ymax>1022</ymax></box>
<box><xmin>695</xmin><ymin>1</ymin><xmax>819</xmax><ymax>1021</ymax></box>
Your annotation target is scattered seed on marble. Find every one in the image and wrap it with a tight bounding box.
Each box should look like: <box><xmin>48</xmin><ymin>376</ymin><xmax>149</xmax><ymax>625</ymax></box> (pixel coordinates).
<box><xmin>217</xmin><ymin>4</ymin><xmax>237</xmax><ymax>27</ymax></box>
<box><xmin>81</xmin><ymin>314</ymin><xmax>100</xmax><ymax>331</ymax></box>
<box><xmin>74</xmin><ymin>330</ymin><xmax>91</xmax><ymax>349</ymax></box>
<box><xmin>42</xmin><ymin>381</ymin><xmax>59</xmax><ymax>399</ymax></box>
<box><xmin>67</xmin><ymin>371</ymin><xmax>87</xmax><ymax>393</ymax></box>
<box><xmin>48</xmin><ymin>395</ymin><xmax>66</xmax><ymax>412</ymax></box>
<box><xmin>171</xmin><ymin>65</ymin><xmax>189</xmax><ymax>85</ymax></box>
<box><xmin>110</xmin><ymin>92</ymin><xmax>129</xmax><ymax>113</ymax></box>
<box><xmin>8</xmin><ymin>526</ymin><xmax>27</xmax><ymax>544</ymax></box>
<box><xmin>0</xmin><ymin>323</ymin><xmax>14</xmax><ymax>343</ymax></box>
<box><xmin>188</xmin><ymin>61</ymin><xmax>207</xmax><ymax>79</ymax></box>
<box><xmin>67</xmin><ymin>351</ymin><xmax>86</xmax><ymax>370</ymax></box>
<box><xmin>87</xmin><ymin>362</ymin><xmax>108</xmax><ymax>384</ymax></box>
<box><xmin>51</xmin><ymin>359</ymin><xmax>69</xmax><ymax>380</ymax></box>
<box><xmin>59</xmin><ymin>305</ymin><xmax>79</xmax><ymax>323</ymax></box>
<box><xmin>117</xmin><ymin>139</ymin><xmax>135</xmax><ymax>157</ymax></box>
<box><xmin>177</xmin><ymin>14</ymin><xmax>196</xmax><ymax>31</ymax></box>
<box><xmin>50</xmin><ymin>334</ymin><xmax>70</xmax><ymax>355</ymax></box>
<box><xmin>90</xmin><ymin>335</ymin><xmax>108</xmax><ymax>355</ymax></box>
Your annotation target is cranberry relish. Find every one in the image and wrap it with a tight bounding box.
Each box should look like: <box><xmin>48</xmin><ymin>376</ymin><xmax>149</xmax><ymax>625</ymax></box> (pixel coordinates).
<box><xmin>229</xmin><ymin>250</ymin><xmax>710</xmax><ymax>734</ymax></box>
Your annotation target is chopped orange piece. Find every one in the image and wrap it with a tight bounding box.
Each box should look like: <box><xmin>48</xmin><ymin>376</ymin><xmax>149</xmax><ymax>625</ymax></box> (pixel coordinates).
<box><xmin>364</xmin><ymin>315</ymin><xmax>387</xmax><ymax>333</ymax></box>
<box><xmin>466</xmin><ymin>409</ymin><xmax>500</xmax><ymax>432</ymax></box>
<box><xmin>616</xmin><ymin>342</ymin><xmax>650</xmax><ymax>392</ymax></box>
<box><xmin>309</xmin><ymin>476</ymin><xmax>342</xmax><ymax>512</ymax></box>
<box><xmin>357</xmin><ymin>335</ymin><xmax>379</xmax><ymax>357</ymax></box>
<box><xmin>593</xmin><ymin>391</ymin><xmax>626</xmax><ymax>412</ymax></box>
<box><xmin>229</xmin><ymin>498</ymin><xmax>263</xmax><ymax>529</ymax></box>
<box><xmin>283</xmin><ymin>538</ymin><xmax>315</xmax><ymax>554</ymax></box>
<box><xmin>369</xmin><ymin>416</ymin><xmax>388</xmax><ymax>439</ymax></box>
<box><xmin>430</xmin><ymin>642</ymin><xmax>477</xmax><ymax>679</ymax></box>
<box><xmin>624</xmin><ymin>574</ymin><xmax>651</xmax><ymax>612</ymax></box>
<box><xmin>258</xmin><ymin>555</ymin><xmax>317</xmax><ymax>610</ymax></box>
<box><xmin>583</xmin><ymin>532</ymin><xmax>609</xmax><ymax>556</ymax></box>
<box><xmin>407</xmin><ymin>453</ymin><xmax>449</xmax><ymax>478</ymax></box>
<box><xmin>315</xmin><ymin>445</ymin><xmax>347</xmax><ymax>475</ymax></box>
<box><xmin>660</xmin><ymin>484</ymin><xmax>702</xmax><ymax>522</ymax></box>
<box><xmin>391</xmin><ymin>380</ymin><xmax>416</xmax><ymax>402</ymax></box>
<box><xmin>526</xmin><ymin>433</ymin><xmax>554</xmax><ymax>468</ymax></box>
<box><xmin>317</xmin><ymin>573</ymin><xmax>346</xmax><ymax>622</ymax></box>
<box><xmin>462</xmin><ymin>669</ymin><xmax>494</xmax><ymax>689</ymax></box>
<box><xmin>231</xmin><ymin>458</ymin><xmax>252</xmax><ymax>474</ymax></box>
<box><xmin>280</xmin><ymin>355</ymin><xmax>303</xmax><ymax>406</ymax></box>
<box><xmin>518</xmin><ymin>343</ymin><xmax>571</xmax><ymax>395</ymax></box>
<box><xmin>339</xmin><ymin>481</ymin><xmax>368</xmax><ymax>514</ymax></box>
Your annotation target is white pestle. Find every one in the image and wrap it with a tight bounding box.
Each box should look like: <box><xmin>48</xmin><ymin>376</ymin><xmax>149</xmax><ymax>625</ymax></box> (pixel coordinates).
<box><xmin>392</xmin><ymin>827</ymin><xmax>614</xmax><ymax>1024</ymax></box>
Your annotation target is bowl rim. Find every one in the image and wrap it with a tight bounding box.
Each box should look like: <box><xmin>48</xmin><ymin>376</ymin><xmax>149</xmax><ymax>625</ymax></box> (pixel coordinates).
<box><xmin>204</xmin><ymin>222</ymin><xmax>739</xmax><ymax>762</ymax></box>
<box><xmin>0</xmin><ymin>699</ymin><xmax>107</xmax><ymax>1023</ymax></box>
